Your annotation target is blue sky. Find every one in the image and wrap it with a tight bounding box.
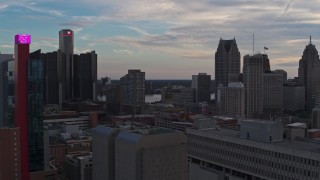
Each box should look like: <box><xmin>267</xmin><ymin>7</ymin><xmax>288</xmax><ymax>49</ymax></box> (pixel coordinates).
<box><xmin>1</xmin><ymin>0</ymin><xmax>320</xmax><ymax>79</ymax></box>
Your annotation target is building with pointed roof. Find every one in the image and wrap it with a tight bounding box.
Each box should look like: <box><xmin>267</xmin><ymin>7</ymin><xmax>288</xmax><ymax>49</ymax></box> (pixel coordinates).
<box><xmin>215</xmin><ymin>38</ymin><xmax>241</xmax><ymax>88</ymax></box>
<box><xmin>298</xmin><ymin>36</ymin><xmax>320</xmax><ymax>112</ymax></box>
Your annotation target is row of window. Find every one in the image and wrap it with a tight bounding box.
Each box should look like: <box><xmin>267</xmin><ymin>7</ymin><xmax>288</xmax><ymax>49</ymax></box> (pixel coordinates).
<box><xmin>187</xmin><ymin>133</ymin><xmax>320</xmax><ymax>180</ymax></box>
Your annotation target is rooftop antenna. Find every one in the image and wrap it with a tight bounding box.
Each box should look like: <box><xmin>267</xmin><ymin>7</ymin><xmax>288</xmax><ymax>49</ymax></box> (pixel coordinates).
<box><xmin>310</xmin><ymin>36</ymin><xmax>312</xmax><ymax>44</ymax></box>
<box><xmin>253</xmin><ymin>34</ymin><xmax>255</xmax><ymax>55</ymax></box>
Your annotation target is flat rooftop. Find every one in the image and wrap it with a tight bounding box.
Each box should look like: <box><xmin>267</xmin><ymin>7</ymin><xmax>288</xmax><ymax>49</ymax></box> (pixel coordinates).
<box><xmin>191</xmin><ymin>127</ymin><xmax>320</xmax><ymax>154</ymax></box>
<box><xmin>131</xmin><ymin>128</ymin><xmax>175</xmax><ymax>135</ymax></box>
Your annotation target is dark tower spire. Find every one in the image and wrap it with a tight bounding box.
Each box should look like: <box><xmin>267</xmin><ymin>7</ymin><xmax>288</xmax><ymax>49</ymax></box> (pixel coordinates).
<box><xmin>310</xmin><ymin>36</ymin><xmax>312</xmax><ymax>44</ymax></box>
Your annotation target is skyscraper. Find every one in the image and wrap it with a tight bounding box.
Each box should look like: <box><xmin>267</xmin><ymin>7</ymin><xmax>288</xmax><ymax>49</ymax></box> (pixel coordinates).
<box><xmin>298</xmin><ymin>37</ymin><xmax>320</xmax><ymax>112</ymax></box>
<box><xmin>192</xmin><ymin>73</ymin><xmax>211</xmax><ymax>103</ymax></box>
<box><xmin>14</xmin><ymin>35</ymin><xmax>45</xmax><ymax>179</ymax></box>
<box><xmin>120</xmin><ymin>69</ymin><xmax>145</xmax><ymax>114</ymax></box>
<box><xmin>263</xmin><ymin>72</ymin><xmax>283</xmax><ymax>114</ymax></box>
<box><xmin>93</xmin><ymin>126</ymin><xmax>119</xmax><ymax>180</ymax></box>
<box><xmin>28</xmin><ymin>50</ymin><xmax>44</xmax><ymax>172</ymax></box>
<box><xmin>0</xmin><ymin>54</ymin><xmax>13</xmax><ymax>127</ymax></box>
<box><xmin>215</xmin><ymin>38</ymin><xmax>240</xmax><ymax>88</ymax></box>
<box><xmin>243</xmin><ymin>54</ymin><xmax>264</xmax><ymax>118</ymax></box>
<box><xmin>73</xmin><ymin>51</ymin><xmax>97</xmax><ymax>100</ymax></box>
<box><xmin>59</xmin><ymin>29</ymin><xmax>74</xmax><ymax>101</ymax></box>
<box><xmin>283</xmin><ymin>81</ymin><xmax>305</xmax><ymax>111</ymax></box>
<box><xmin>14</xmin><ymin>34</ymin><xmax>31</xmax><ymax>180</ymax></box>
<box><xmin>42</xmin><ymin>51</ymin><xmax>59</xmax><ymax>104</ymax></box>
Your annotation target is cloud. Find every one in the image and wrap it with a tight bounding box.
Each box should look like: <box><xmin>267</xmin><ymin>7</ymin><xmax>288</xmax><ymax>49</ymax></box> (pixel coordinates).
<box><xmin>0</xmin><ymin>44</ymin><xmax>12</xmax><ymax>49</ymax></box>
<box><xmin>124</xmin><ymin>26</ymin><xmax>152</xmax><ymax>36</ymax></box>
<box><xmin>3</xmin><ymin>0</ymin><xmax>320</xmax><ymax>78</ymax></box>
<box><xmin>113</xmin><ymin>49</ymin><xmax>133</xmax><ymax>55</ymax></box>
<box><xmin>2</xmin><ymin>1</ymin><xmax>63</xmax><ymax>16</ymax></box>
<box><xmin>282</xmin><ymin>0</ymin><xmax>294</xmax><ymax>16</ymax></box>
<box><xmin>25</xmin><ymin>5</ymin><xmax>63</xmax><ymax>16</ymax></box>
<box><xmin>74</xmin><ymin>48</ymin><xmax>92</xmax><ymax>54</ymax></box>
<box><xmin>59</xmin><ymin>22</ymin><xmax>85</xmax><ymax>27</ymax></box>
<box><xmin>275</xmin><ymin>62</ymin><xmax>298</xmax><ymax>67</ymax></box>
<box><xmin>0</xmin><ymin>4</ymin><xmax>8</xmax><ymax>10</ymax></box>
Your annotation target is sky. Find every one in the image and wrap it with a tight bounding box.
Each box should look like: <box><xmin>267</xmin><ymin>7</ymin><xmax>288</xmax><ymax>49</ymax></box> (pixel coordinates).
<box><xmin>0</xmin><ymin>0</ymin><xmax>320</xmax><ymax>79</ymax></box>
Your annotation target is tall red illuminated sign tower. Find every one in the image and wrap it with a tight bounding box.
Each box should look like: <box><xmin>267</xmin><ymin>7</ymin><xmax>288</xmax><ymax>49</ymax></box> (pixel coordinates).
<box><xmin>14</xmin><ymin>34</ymin><xmax>31</xmax><ymax>180</ymax></box>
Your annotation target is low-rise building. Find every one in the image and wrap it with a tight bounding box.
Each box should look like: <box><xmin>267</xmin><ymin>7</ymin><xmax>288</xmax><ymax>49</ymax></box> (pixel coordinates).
<box><xmin>64</xmin><ymin>153</ymin><xmax>92</xmax><ymax>180</ymax></box>
<box><xmin>187</xmin><ymin>119</ymin><xmax>320</xmax><ymax>180</ymax></box>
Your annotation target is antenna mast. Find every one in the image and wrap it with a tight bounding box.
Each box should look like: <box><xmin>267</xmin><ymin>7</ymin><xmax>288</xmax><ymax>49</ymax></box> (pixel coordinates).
<box><xmin>310</xmin><ymin>36</ymin><xmax>312</xmax><ymax>44</ymax></box>
<box><xmin>253</xmin><ymin>34</ymin><xmax>255</xmax><ymax>55</ymax></box>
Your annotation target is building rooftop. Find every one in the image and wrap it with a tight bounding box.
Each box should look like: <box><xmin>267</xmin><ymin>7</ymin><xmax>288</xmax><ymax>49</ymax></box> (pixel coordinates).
<box><xmin>190</xmin><ymin>124</ymin><xmax>320</xmax><ymax>154</ymax></box>
<box><xmin>308</xmin><ymin>129</ymin><xmax>320</xmax><ymax>133</ymax></box>
<box><xmin>242</xmin><ymin>119</ymin><xmax>279</xmax><ymax>125</ymax></box>
<box><xmin>213</xmin><ymin>116</ymin><xmax>237</xmax><ymax>121</ymax></box>
<box><xmin>286</xmin><ymin>122</ymin><xmax>307</xmax><ymax>129</ymax></box>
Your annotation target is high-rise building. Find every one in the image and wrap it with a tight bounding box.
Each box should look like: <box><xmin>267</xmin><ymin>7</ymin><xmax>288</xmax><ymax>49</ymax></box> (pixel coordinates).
<box><xmin>14</xmin><ymin>34</ymin><xmax>31</xmax><ymax>180</ymax></box>
<box><xmin>263</xmin><ymin>72</ymin><xmax>283</xmax><ymax>114</ymax></box>
<box><xmin>120</xmin><ymin>69</ymin><xmax>145</xmax><ymax>114</ymax></box>
<box><xmin>14</xmin><ymin>35</ymin><xmax>45</xmax><ymax>179</ymax></box>
<box><xmin>283</xmin><ymin>81</ymin><xmax>305</xmax><ymax>111</ymax></box>
<box><xmin>262</xmin><ymin>54</ymin><xmax>271</xmax><ymax>73</ymax></box>
<box><xmin>274</xmin><ymin>69</ymin><xmax>287</xmax><ymax>83</ymax></box>
<box><xmin>217</xmin><ymin>82</ymin><xmax>245</xmax><ymax>117</ymax></box>
<box><xmin>93</xmin><ymin>126</ymin><xmax>119</xmax><ymax>180</ymax></box>
<box><xmin>0</xmin><ymin>54</ymin><xmax>13</xmax><ymax>127</ymax></box>
<box><xmin>192</xmin><ymin>73</ymin><xmax>211</xmax><ymax>103</ymax></box>
<box><xmin>243</xmin><ymin>54</ymin><xmax>265</xmax><ymax>118</ymax></box>
<box><xmin>59</xmin><ymin>29</ymin><xmax>74</xmax><ymax>101</ymax></box>
<box><xmin>73</xmin><ymin>51</ymin><xmax>97</xmax><ymax>100</ymax></box>
<box><xmin>0</xmin><ymin>128</ymin><xmax>21</xmax><ymax>180</ymax></box>
<box><xmin>298</xmin><ymin>37</ymin><xmax>320</xmax><ymax>112</ymax></box>
<box><xmin>42</xmin><ymin>51</ymin><xmax>59</xmax><ymax>104</ymax></box>
<box><xmin>28</xmin><ymin>50</ymin><xmax>44</xmax><ymax>172</ymax></box>
<box><xmin>115</xmin><ymin>128</ymin><xmax>187</xmax><ymax>180</ymax></box>
<box><xmin>215</xmin><ymin>38</ymin><xmax>240</xmax><ymax>88</ymax></box>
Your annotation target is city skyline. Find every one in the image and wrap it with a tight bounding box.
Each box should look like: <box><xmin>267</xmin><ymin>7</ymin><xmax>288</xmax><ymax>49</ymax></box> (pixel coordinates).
<box><xmin>0</xmin><ymin>0</ymin><xmax>319</xmax><ymax>79</ymax></box>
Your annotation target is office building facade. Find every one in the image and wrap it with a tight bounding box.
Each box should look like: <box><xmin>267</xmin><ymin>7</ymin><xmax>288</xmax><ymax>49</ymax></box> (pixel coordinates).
<box><xmin>59</xmin><ymin>29</ymin><xmax>74</xmax><ymax>101</ymax></box>
<box><xmin>14</xmin><ymin>35</ymin><xmax>45</xmax><ymax>179</ymax></box>
<box><xmin>243</xmin><ymin>54</ymin><xmax>264</xmax><ymax>118</ymax></box>
<box><xmin>283</xmin><ymin>81</ymin><xmax>305</xmax><ymax>111</ymax></box>
<box><xmin>73</xmin><ymin>51</ymin><xmax>97</xmax><ymax>100</ymax></box>
<box><xmin>0</xmin><ymin>54</ymin><xmax>13</xmax><ymax>127</ymax></box>
<box><xmin>298</xmin><ymin>38</ymin><xmax>320</xmax><ymax>112</ymax></box>
<box><xmin>217</xmin><ymin>82</ymin><xmax>245</xmax><ymax>118</ymax></box>
<box><xmin>215</xmin><ymin>38</ymin><xmax>240</xmax><ymax>88</ymax></box>
<box><xmin>28</xmin><ymin>50</ymin><xmax>44</xmax><ymax>172</ymax></box>
<box><xmin>192</xmin><ymin>73</ymin><xmax>211</xmax><ymax>103</ymax></box>
<box><xmin>274</xmin><ymin>69</ymin><xmax>288</xmax><ymax>83</ymax></box>
<box><xmin>161</xmin><ymin>86</ymin><xmax>195</xmax><ymax>105</ymax></box>
<box><xmin>93</xmin><ymin>126</ymin><xmax>119</xmax><ymax>180</ymax></box>
<box><xmin>14</xmin><ymin>34</ymin><xmax>31</xmax><ymax>180</ymax></box>
<box><xmin>42</xmin><ymin>51</ymin><xmax>59</xmax><ymax>104</ymax></box>
<box><xmin>120</xmin><ymin>69</ymin><xmax>145</xmax><ymax>114</ymax></box>
<box><xmin>263</xmin><ymin>72</ymin><xmax>283</xmax><ymax>114</ymax></box>
<box><xmin>0</xmin><ymin>128</ymin><xmax>21</xmax><ymax>180</ymax></box>
<box><xmin>187</xmin><ymin>119</ymin><xmax>320</xmax><ymax>180</ymax></box>
<box><xmin>115</xmin><ymin>129</ymin><xmax>188</xmax><ymax>180</ymax></box>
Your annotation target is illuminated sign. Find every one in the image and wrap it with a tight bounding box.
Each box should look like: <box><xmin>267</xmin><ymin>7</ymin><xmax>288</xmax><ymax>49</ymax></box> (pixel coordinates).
<box><xmin>15</xmin><ymin>34</ymin><xmax>31</xmax><ymax>44</ymax></box>
<box><xmin>61</xmin><ymin>31</ymin><xmax>72</xmax><ymax>37</ymax></box>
